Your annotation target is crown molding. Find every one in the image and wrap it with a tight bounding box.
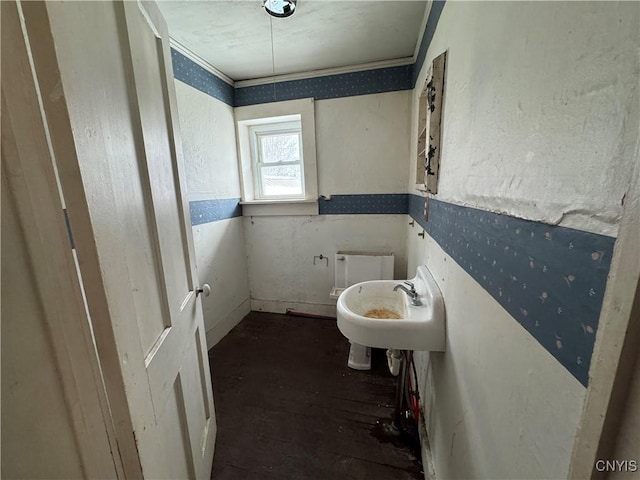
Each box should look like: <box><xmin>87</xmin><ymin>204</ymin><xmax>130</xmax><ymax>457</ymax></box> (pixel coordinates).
<box><xmin>169</xmin><ymin>38</ymin><xmax>235</xmax><ymax>86</ymax></box>
<box><xmin>234</xmin><ymin>57</ymin><xmax>414</xmax><ymax>88</ymax></box>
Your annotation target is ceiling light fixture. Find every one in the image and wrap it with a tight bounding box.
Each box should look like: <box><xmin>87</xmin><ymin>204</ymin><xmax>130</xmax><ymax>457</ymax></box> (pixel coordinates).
<box><xmin>263</xmin><ymin>0</ymin><xmax>297</xmax><ymax>18</ymax></box>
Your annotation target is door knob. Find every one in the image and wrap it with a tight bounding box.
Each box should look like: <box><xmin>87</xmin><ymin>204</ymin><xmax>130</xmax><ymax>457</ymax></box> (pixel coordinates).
<box><xmin>196</xmin><ymin>284</ymin><xmax>211</xmax><ymax>297</ymax></box>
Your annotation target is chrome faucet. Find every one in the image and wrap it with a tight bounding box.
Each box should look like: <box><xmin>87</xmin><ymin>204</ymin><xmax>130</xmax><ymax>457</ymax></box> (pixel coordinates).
<box><xmin>393</xmin><ymin>281</ymin><xmax>422</xmax><ymax>306</ymax></box>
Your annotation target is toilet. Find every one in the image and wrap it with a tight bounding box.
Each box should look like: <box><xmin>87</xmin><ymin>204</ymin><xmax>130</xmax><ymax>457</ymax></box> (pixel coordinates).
<box><xmin>330</xmin><ymin>251</ymin><xmax>394</xmax><ymax>370</ymax></box>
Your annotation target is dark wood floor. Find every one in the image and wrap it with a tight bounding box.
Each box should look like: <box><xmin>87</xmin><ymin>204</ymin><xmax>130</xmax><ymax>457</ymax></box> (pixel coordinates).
<box><xmin>209</xmin><ymin>311</ymin><xmax>422</xmax><ymax>480</ymax></box>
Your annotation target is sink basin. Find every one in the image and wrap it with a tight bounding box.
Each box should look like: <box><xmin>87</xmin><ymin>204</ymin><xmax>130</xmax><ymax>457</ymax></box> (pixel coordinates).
<box><xmin>336</xmin><ymin>266</ymin><xmax>445</xmax><ymax>351</ymax></box>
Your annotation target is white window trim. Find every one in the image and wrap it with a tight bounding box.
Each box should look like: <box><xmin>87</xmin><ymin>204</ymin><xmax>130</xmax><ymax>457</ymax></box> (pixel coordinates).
<box><xmin>235</xmin><ymin>98</ymin><xmax>318</xmax><ymax>216</ymax></box>
<box><xmin>249</xmin><ymin>120</ymin><xmax>304</xmax><ymax>200</ymax></box>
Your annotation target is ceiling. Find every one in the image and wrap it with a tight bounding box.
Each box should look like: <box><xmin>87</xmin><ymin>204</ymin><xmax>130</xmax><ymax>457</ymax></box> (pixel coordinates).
<box><xmin>158</xmin><ymin>1</ymin><xmax>429</xmax><ymax>82</ymax></box>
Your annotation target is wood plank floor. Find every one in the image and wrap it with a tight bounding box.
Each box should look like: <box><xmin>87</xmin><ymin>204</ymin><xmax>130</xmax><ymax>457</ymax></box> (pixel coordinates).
<box><xmin>209</xmin><ymin>311</ymin><xmax>423</xmax><ymax>479</ymax></box>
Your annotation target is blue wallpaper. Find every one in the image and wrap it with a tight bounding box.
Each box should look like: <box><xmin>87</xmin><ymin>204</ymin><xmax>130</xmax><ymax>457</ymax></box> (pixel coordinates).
<box><xmin>171</xmin><ymin>49</ymin><xmax>234</xmax><ymax>106</ymax></box>
<box><xmin>318</xmin><ymin>194</ymin><xmax>409</xmax><ymax>215</ymax></box>
<box><xmin>234</xmin><ymin>65</ymin><xmax>413</xmax><ymax>106</ymax></box>
<box><xmin>410</xmin><ymin>195</ymin><xmax>614</xmax><ymax>387</ymax></box>
<box><xmin>189</xmin><ymin>198</ymin><xmax>242</xmax><ymax>226</ymax></box>
<box><xmin>185</xmin><ymin>190</ymin><xmax>613</xmax><ymax>385</ymax></box>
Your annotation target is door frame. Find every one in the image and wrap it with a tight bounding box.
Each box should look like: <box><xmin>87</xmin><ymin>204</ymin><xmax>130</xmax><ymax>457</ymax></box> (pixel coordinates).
<box><xmin>2</xmin><ymin>1</ymin><xmax>129</xmax><ymax>477</ymax></box>
<box><xmin>569</xmin><ymin>137</ymin><xmax>640</xmax><ymax>477</ymax></box>
<box><xmin>15</xmin><ymin>1</ymin><xmax>215</xmax><ymax>478</ymax></box>
<box><xmin>9</xmin><ymin>0</ymin><xmax>148</xmax><ymax>477</ymax></box>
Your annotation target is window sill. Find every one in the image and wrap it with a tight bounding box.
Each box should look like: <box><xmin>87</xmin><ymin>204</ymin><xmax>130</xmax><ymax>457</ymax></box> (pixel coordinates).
<box><xmin>240</xmin><ymin>199</ymin><xmax>318</xmax><ymax>216</ymax></box>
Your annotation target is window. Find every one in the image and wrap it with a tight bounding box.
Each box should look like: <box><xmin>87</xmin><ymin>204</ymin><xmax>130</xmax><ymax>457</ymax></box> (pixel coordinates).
<box><xmin>249</xmin><ymin>120</ymin><xmax>304</xmax><ymax>199</ymax></box>
<box><xmin>235</xmin><ymin>98</ymin><xmax>318</xmax><ymax>216</ymax></box>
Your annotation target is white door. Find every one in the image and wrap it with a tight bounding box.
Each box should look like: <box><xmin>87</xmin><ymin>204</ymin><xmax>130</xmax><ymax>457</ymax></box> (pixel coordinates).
<box><xmin>118</xmin><ymin>2</ymin><xmax>217</xmax><ymax>478</ymax></box>
<box><xmin>17</xmin><ymin>1</ymin><xmax>216</xmax><ymax>478</ymax></box>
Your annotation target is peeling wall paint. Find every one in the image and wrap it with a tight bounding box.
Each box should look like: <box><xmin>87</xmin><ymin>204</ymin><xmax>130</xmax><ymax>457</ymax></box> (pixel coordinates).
<box><xmin>407</xmin><ymin>1</ymin><xmax>639</xmax><ymax>478</ymax></box>
<box><xmin>409</xmin><ymin>2</ymin><xmax>639</xmax><ymax>238</ymax></box>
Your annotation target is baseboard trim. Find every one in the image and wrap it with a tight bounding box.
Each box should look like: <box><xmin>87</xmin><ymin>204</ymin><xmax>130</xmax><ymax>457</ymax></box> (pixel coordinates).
<box><xmin>419</xmin><ymin>413</ymin><xmax>437</xmax><ymax>480</ymax></box>
<box><xmin>205</xmin><ymin>298</ymin><xmax>251</xmax><ymax>348</ymax></box>
<box><xmin>250</xmin><ymin>298</ymin><xmax>337</xmax><ymax>318</ymax></box>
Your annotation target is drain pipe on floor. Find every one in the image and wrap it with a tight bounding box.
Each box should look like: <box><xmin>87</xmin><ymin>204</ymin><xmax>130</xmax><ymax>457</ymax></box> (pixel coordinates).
<box><xmin>285</xmin><ymin>309</ymin><xmax>336</xmax><ymax>320</ymax></box>
<box><xmin>393</xmin><ymin>351</ymin><xmax>408</xmax><ymax>429</ymax></box>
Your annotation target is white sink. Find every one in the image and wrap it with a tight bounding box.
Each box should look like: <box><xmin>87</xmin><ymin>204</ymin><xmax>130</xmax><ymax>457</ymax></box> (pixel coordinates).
<box><xmin>336</xmin><ymin>266</ymin><xmax>445</xmax><ymax>351</ymax></box>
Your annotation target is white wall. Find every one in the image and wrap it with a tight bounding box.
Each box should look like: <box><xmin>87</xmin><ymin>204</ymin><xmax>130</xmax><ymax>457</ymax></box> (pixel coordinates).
<box><xmin>409</xmin><ymin>2</ymin><xmax>639</xmax><ymax>238</ymax></box>
<box><xmin>246</xmin><ymin>214</ymin><xmax>409</xmax><ymax>315</ymax></box>
<box><xmin>407</xmin><ymin>2</ymin><xmax>639</xmax><ymax>478</ymax></box>
<box><xmin>243</xmin><ymin>91</ymin><xmax>411</xmax><ymax>315</ymax></box>
<box><xmin>177</xmin><ymin>81</ymin><xmax>242</xmax><ymax>202</ymax></box>
<box><xmin>175</xmin><ymin>80</ymin><xmax>251</xmax><ymax>347</ymax></box>
<box><xmin>316</xmin><ymin>91</ymin><xmax>411</xmax><ymax>195</ymax></box>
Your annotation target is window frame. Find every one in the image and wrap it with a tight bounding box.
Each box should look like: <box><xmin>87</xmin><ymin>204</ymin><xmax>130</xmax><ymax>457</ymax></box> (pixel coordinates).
<box><xmin>249</xmin><ymin>120</ymin><xmax>305</xmax><ymax>200</ymax></box>
<box><xmin>235</xmin><ymin>98</ymin><xmax>318</xmax><ymax>216</ymax></box>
